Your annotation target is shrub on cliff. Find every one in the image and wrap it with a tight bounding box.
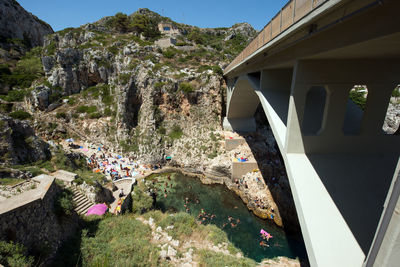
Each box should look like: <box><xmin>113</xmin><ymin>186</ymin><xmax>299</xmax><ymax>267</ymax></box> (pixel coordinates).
<box><xmin>11</xmin><ymin>47</ymin><xmax>44</xmax><ymax>88</ymax></box>
<box><xmin>162</xmin><ymin>47</ymin><xmax>178</xmax><ymax>59</ymax></box>
<box><xmin>0</xmin><ymin>89</ymin><xmax>28</xmax><ymax>102</ymax></box>
<box><xmin>349</xmin><ymin>88</ymin><xmax>367</xmax><ymax>110</ymax></box>
<box><xmin>159</xmin><ymin>212</ymin><xmax>196</xmax><ymax>239</ymax></box>
<box><xmin>54</xmin><ymin>187</ymin><xmax>75</xmax><ymax>217</ymax></box>
<box><xmin>0</xmin><ymin>241</ymin><xmax>34</xmax><ymax>267</ymax></box>
<box><xmin>0</xmin><ymin>47</ymin><xmax>43</xmax><ymax>90</ymax></box>
<box><xmin>179</xmin><ymin>82</ymin><xmax>194</xmax><ymax>94</ymax></box>
<box><xmin>168</xmin><ymin>124</ymin><xmax>183</xmax><ymax>139</ymax></box>
<box><xmin>131</xmin><ymin>186</ymin><xmax>154</xmax><ymax>214</ymax></box>
<box><xmin>9</xmin><ymin>110</ymin><xmax>32</xmax><ymax>120</ymax></box>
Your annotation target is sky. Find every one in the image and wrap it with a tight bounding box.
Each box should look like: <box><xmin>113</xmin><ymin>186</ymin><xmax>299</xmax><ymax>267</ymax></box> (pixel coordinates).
<box><xmin>17</xmin><ymin>0</ymin><xmax>289</xmax><ymax>32</ymax></box>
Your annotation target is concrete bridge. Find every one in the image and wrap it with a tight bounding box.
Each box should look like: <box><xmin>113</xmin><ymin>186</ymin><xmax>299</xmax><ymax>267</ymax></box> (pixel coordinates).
<box><xmin>223</xmin><ymin>0</ymin><xmax>400</xmax><ymax>266</ymax></box>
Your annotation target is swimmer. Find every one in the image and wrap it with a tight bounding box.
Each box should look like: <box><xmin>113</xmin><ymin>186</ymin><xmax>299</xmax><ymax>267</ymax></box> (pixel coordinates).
<box><xmin>164</xmin><ymin>194</ymin><xmax>167</xmax><ymax>198</ymax></box>
<box><xmin>231</xmin><ymin>223</ymin><xmax>236</xmax><ymax>228</ymax></box>
<box><xmin>228</xmin><ymin>216</ymin><xmax>232</xmax><ymax>222</ymax></box>
<box><xmin>234</xmin><ymin>206</ymin><xmax>238</xmax><ymax>209</ymax></box>
<box><xmin>236</xmin><ymin>219</ymin><xmax>240</xmax><ymax>224</ymax></box>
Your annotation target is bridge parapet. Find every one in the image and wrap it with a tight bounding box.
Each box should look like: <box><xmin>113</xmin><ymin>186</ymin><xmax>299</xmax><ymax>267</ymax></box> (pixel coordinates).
<box><xmin>225</xmin><ymin>0</ymin><xmax>330</xmax><ymax>74</ymax></box>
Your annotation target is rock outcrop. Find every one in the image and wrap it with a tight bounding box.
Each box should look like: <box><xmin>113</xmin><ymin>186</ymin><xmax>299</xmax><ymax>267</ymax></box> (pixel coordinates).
<box><xmin>0</xmin><ymin>114</ymin><xmax>50</xmax><ymax>165</ymax></box>
<box><xmin>383</xmin><ymin>98</ymin><xmax>400</xmax><ymax>134</ymax></box>
<box><xmin>0</xmin><ymin>0</ymin><xmax>53</xmax><ymax>48</ymax></box>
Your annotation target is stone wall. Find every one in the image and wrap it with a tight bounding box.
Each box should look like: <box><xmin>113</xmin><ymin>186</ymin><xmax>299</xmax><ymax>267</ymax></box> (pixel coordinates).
<box><xmin>0</xmin><ymin>175</ymin><xmax>78</xmax><ymax>261</ymax></box>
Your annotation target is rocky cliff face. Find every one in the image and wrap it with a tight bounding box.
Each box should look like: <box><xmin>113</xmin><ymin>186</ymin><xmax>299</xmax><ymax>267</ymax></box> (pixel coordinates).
<box><xmin>20</xmin><ymin>12</ymin><xmax>256</xmax><ymax>174</ymax></box>
<box><xmin>0</xmin><ymin>0</ymin><xmax>53</xmax><ymax>48</ymax></box>
<box><xmin>0</xmin><ymin>114</ymin><xmax>50</xmax><ymax>165</ymax></box>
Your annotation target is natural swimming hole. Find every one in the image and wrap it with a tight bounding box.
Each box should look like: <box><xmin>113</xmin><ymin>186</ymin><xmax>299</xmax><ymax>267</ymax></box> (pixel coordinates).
<box><xmin>146</xmin><ymin>172</ymin><xmax>307</xmax><ymax>262</ymax></box>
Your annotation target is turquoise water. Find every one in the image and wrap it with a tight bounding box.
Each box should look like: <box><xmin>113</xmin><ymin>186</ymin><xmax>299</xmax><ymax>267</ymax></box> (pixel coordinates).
<box><xmin>149</xmin><ymin>172</ymin><xmax>307</xmax><ymax>262</ymax></box>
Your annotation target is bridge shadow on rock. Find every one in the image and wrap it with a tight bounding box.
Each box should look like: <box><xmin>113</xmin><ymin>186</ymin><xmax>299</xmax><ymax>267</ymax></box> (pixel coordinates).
<box><xmin>241</xmin><ymin>105</ymin><xmax>310</xmax><ymax>266</ymax></box>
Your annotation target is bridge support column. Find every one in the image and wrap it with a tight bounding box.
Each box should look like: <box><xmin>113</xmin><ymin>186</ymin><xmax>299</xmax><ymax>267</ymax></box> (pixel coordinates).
<box><xmin>224</xmin><ymin>74</ymin><xmax>261</xmax><ymax>133</ymax></box>
<box><xmin>223</xmin><ymin>117</ymin><xmax>256</xmax><ymax>132</ymax></box>
<box><xmin>285</xmin><ymin>59</ymin><xmax>400</xmax><ymax>154</ymax></box>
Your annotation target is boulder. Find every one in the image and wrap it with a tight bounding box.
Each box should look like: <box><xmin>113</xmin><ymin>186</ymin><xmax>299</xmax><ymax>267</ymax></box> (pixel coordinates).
<box><xmin>0</xmin><ymin>114</ymin><xmax>51</xmax><ymax>165</ymax></box>
<box><xmin>42</xmin><ymin>56</ymin><xmax>55</xmax><ymax>73</ymax></box>
<box><xmin>31</xmin><ymin>85</ymin><xmax>50</xmax><ymax>110</ymax></box>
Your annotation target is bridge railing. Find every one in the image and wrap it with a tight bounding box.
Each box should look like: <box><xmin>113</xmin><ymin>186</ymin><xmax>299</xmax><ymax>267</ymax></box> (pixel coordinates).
<box><xmin>224</xmin><ymin>0</ymin><xmax>328</xmax><ymax>74</ymax></box>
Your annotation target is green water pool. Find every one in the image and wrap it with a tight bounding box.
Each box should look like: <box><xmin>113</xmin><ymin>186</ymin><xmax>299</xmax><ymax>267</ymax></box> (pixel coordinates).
<box><xmin>148</xmin><ymin>172</ymin><xmax>307</xmax><ymax>263</ymax></box>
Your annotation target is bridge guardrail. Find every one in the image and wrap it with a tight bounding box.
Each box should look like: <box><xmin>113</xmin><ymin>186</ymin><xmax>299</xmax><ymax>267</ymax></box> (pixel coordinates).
<box><xmin>224</xmin><ymin>0</ymin><xmax>328</xmax><ymax>74</ymax></box>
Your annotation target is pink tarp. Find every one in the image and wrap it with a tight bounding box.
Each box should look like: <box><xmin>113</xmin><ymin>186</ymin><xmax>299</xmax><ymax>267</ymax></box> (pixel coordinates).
<box><xmin>86</xmin><ymin>203</ymin><xmax>108</xmax><ymax>216</ymax></box>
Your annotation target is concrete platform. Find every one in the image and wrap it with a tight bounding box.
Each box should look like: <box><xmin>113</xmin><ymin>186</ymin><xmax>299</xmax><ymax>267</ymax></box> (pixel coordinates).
<box><xmin>232</xmin><ymin>159</ymin><xmax>259</xmax><ymax>180</ymax></box>
<box><xmin>225</xmin><ymin>137</ymin><xmax>246</xmax><ymax>151</ymax></box>
<box><xmin>51</xmin><ymin>170</ymin><xmax>77</xmax><ymax>186</ymax></box>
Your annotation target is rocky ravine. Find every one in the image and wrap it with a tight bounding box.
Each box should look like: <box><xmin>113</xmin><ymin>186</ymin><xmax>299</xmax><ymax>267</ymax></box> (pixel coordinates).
<box><xmin>26</xmin><ymin>9</ymin><xmax>256</xmax><ymax>174</ymax></box>
<box><xmin>2</xmin><ymin>6</ymin><xmax>303</xmax><ymax>232</ymax></box>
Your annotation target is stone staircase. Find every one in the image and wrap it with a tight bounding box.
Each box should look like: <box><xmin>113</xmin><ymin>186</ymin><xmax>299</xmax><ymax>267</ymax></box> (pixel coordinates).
<box><xmin>70</xmin><ymin>187</ymin><xmax>93</xmax><ymax>215</ymax></box>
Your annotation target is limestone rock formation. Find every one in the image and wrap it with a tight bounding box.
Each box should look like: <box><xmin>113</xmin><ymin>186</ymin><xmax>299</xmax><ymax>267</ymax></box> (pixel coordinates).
<box><xmin>26</xmin><ymin>12</ymin><xmax>257</xmax><ymax>172</ymax></box>
<box><xmin>383</xmin><ymin>98</ymin><xmax>400</xmax><ymax>134</ymax></box>
<box><xmin>0</xmin><ymin>114</ymin><xmax>50</xmax><ymax>165</ymax></box>
<box><xmin>0</xmin><ymin>0</ymin><xmax>53</xmax><ymax>48</ymax></box>
<box><xmin>224</xmin><ymin>22</ymin><xmax>257</xmax><ymax>41</ymax></box>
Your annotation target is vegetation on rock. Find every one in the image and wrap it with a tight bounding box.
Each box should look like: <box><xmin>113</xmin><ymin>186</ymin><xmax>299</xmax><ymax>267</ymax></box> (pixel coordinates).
<box><xmin>0</xmin><ymin>241</ymin><xmax>34</xmax><ymax>267</ymax></box>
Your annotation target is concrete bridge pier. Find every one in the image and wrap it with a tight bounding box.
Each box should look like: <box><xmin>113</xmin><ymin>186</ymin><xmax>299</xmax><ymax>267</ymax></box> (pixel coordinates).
<box><xmin>224</xmin><ymin>75</ymin><xmax>261</xmax><ymax>133</ymax></box>
<box><xmin>286</xmin><ymin>59</ymin><xmax>399</xmax><ymax>155</ymax></box>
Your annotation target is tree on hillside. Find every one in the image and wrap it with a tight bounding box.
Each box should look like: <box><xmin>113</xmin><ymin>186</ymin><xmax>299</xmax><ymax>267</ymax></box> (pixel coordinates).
<box><xmin>108</xmin><ymin>12</ymin><xmax>130</xmax><ymax>33</ymax></box>
<box><xmin>130</xmin><ymin>13</ymin><xmax>160</xmax><ymax>39</ymax></box>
